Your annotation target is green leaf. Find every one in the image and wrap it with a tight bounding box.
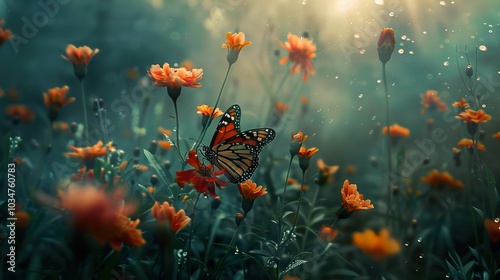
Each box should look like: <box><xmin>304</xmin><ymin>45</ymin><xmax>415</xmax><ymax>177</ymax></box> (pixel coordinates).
<box><xmin>143</xmin><ymin>149</ymin><xmax>172</xmax><ymax>195</ymax></box>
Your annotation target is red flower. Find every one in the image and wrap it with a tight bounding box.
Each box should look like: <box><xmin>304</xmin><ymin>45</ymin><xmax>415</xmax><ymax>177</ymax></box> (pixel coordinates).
<box><xmin>377</xmin><ymin>28</ymin><xmax>395</xmax><ymax>64</ymax></box>
<box><xmin>175</xmin><ymin>150</ymin><xmax>229</xmax><ymax>198</ymax></box>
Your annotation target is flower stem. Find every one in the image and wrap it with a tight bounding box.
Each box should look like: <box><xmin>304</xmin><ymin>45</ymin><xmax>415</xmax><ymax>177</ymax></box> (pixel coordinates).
<box><xmin>276</xmin><ymin>156</ymin><xmax>294</xmax><ymax>279</ymax></box>
<box><xmin>213</xmin><ymin>213</ymin><xmax>245</xmax><ymax>280</ymax></box>
<box><xmin>172</xmin><ymin>98</ymin><xmax>184</xmax><ymax>163</ymax></box>
<box><xmin>80</xmin><ymin>80</ymin><xmax>89</xmax><ymax>143</ymax></box>
<box><xmin>185</xmin><ymin>193</ymin><xmax>201</xmax><ymax>279</ymax></box>
<box><xmin>382</xmin><ymin>63</ymin><xmax>393</xmax><ymax>225</ymax></box>
<box><xmin>287</xmin><ymin>170</ymin><xmax>306</xmax><ymax>247</ymax></box>
<box><xmin>194</xmin><ymin>64</ymin><xmax>232</xmax><ymax>151</ymax></box>
<box><xmin>301</xmin><ymin>182</ymin><xmax>320</xmax><ymax>251</ymax></box>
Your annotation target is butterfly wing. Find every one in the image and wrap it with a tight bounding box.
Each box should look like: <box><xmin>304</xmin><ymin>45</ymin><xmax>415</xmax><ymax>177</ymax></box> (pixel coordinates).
<box><xmin>212</xmin><ymin>128</ymin><xmax>276</xmax><ymax>183</ymax></box>
<box><xmin>210</xmin><ymin>104</ymin><xmax>241</xmax><ymax>148</ymax></box>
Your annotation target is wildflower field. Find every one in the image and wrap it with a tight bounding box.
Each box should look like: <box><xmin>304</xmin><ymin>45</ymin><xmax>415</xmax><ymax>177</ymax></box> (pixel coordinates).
<box><xmin>1</xmin><ymin>1</ymin><xmax>499</xmax><ymax>279</ymax></box>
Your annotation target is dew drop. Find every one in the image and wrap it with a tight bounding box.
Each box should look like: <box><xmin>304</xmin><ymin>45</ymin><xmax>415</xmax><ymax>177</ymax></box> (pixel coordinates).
<box><xmin>368</xmin><ymin>129</ymin><xmax>373</xmax><ymax>135</ymax></box>
<box><xmin>443</xmin><ymin>61</ymin><xmax>449</xmax><ymax>66</ymax></box>
<box><xmin>497</xmin><ymin>71</ymin><xmax>500</xmax><ymax>75</ymax></box>
<box><xmin>422</xmin><ymin>31</ymin><xmax>427</xmax><ymax>35</ymax></box>
<box><xmin>426</xmin><ymin>74</ymin><xmax>434</xmax><ymax>80</ymax></box>
<box><xmin>482</xmin><ymin>104</ymin><xmax>486</xmax><ymax>108</ymax></box>
<box><xmin>488</xmin><ymin>30</ymin><xmax>493</xmax><ymax>33</ymax></box>
<box><xmin>389</xmin><ymin>12</ymin><xmax>394</xmax><ymax>17</ymax></box>
<box><xmin>354</xmin><ymin>33</ymin><xmax>360</xmax><ymax>38</ymax></box>
<box><xmin>335</xmin><ymin>75</ymin><xmax>339</xmax><ymax>79</ymax></box>
<box><xmin>409</xmin><ymin>51</ymin><xmax>414</xmax><ymax>55</ymax></box>
<box><xmin>376</xmin><ymin>79</ymin><xmax>382</xmax><ymax>84</ymax></box>
<box><xmin>417</xmin><ymin>237</ymin><xmax>423</xmax><ymax>242</ymax></box>
<box><xmin>404</xmin><ymin>242</ymin><xmax>410</xmax><ymax>247</ymax></box>
<box><xmin>359</xmin><ymin>49</ymin><xmax>366</xmax><ymax>54</ymax></box>
<box><xmin>494</xmin><ymin>218</ymin><xmax>500</xmax><ymax>223</ymax></box>
<box><xmin>301</xmin><ymin>0</ymin><xmax>307</xmax><ymax>5</ymax></box>
<box><xmin>371</xmin><ymin>116</ymin><xmax>376</xmax><ymax>120</ymax></box>
<box><xmin>398</xmin><ymin>49</ymin><xmax>404</xmax><ymax>54</ymax></box>
<box><xmin>439</xmin><ymin>1</ymin><xmax>446</xmax><ymax>5</ymax></box>
<box><xmin>479</xmin><ymin>45</ymin><xmax>487</xmax><ymax>51</ymax></box>
<box><xmin>358</xmin><ymin>94</ymin><xmax>364</xmax><ymax>98</ymax></box>
<box><xmin>401</xmin><ymin>35</ymin><xmax>407</xmax><ymax>40</ymax></box>
<box><xmin>358</xmin><ymin>106</ymin><xmax>363</xmax><ymax>111</ymax></box>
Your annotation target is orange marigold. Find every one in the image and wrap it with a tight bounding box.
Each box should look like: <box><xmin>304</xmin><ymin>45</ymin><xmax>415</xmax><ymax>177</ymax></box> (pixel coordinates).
<box><xmin>452</xmin><ymin>98</ymin><xmax>470</xmax><ymax>110</ymax></box>
<box><xmin>340</xmin><ymin>179</ymin><xmax>374</xmax><ymax>213</ymax></box>
<box><xmin>279</xmin><ymin>33</ymin><xmax>316</xmax><ymax>82</ymax></box>
<box><xmin>147</xmin><ymin>63</ymin><xmax>203</xmax><ymax>89</ymax></box>
<box><xmin>457</xmin><ymin>138</ymin><xmax>486</xmax><ymax>151</ymax></box>
<box><xmin>66</xmin><ymin>141</ymin><xmax>108</xmax><ymax>159</ymax></box>
<box><xmin>456</xmin><ymin>109</ymin><xmax>492</xmax><ymax>123</ymax></box>
<box><xmin>420</xmin><ymin>90</ymin><xmax>448</xmax><ymax>113</ymax></box>
<box><xmin>43</xmin><ymin>85</ymin><xmax>75</xmax><ymax>110</ymax></box>
<box><xmin>485</xmin><ymin>218</ymin><xmax>500</xmax><ymax>243</ymax></box>
<box><xmin>493</xmin><ymin>132</ymin><xmax>500</xmax><ymax>140</ymax></box>
<box><xmin>59</xmin><ymin>184</ymin><xmax>145</xmax><ymax>251</ymax></box>
<box><xmin>290</xmin><ymin>131</ymin><xmax>308</xmax><ymax>156</ymax></box>
<box><xmin>0</xmin><ymin>19</ymin><xmax>13</xmax><ymax>46</ymax></box>
<box><xmin>319</xmin><ymin>225</ymin><xmax>338</xmax><ymax>242</ymax></box>
<box><xmin>221</xmin><ymin>31</ymin><xmax>252</xmax><ymax>65</ymax></box>
<box><xmin>151</xmin><ymin>201</ymin><xmax>191</xmax><ymax>233</ymax></box>
<box><xmin>316</xmin><ymin>159</ymin><xmax>339</xmax><ymax>185</ymax></box>
<box><xmin>420</xmin><ymin>169</ymin><xmax>464</xmax><ymax>189</ymax></box>
<box><xmin>352</xmin><ymin>228</ymin><xmax>401</xmax><ymax>259</ymax></box>
<box><xmin>382</xmin><ymin>123</ymin><xmax>410</xmax><ymax>138</ymax></box>
<box><xmin>62</xmin><ymin>44</ymin><xmax>99</xmax><ymax>80</ymax></box>
<box><xmin>238</xmin><ymin>179</ymin><xmax>268</xmax><ymax>213</ymax></box>
<box><xmin>6</xmin><ymin>104</ymin><xmax>35</xmax><ymax>122</ymax></box>
<box><xmin>197</xmin><ymin>104</ymin><xmax>223</xmax><ymax>118</ymax></box>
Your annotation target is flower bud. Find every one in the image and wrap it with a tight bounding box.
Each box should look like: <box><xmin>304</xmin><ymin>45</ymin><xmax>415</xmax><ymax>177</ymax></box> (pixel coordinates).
<box><xmin>377</xmin><ymin>28</ymin><xmax>395</xmax><ymax>65</ymax></box>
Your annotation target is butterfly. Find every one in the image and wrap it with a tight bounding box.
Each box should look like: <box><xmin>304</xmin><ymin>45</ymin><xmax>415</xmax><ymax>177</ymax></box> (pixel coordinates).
<box><xmin>202</xmin><ymin>104</ymin><xmax>276</xmax><ymax>183</ymax></box>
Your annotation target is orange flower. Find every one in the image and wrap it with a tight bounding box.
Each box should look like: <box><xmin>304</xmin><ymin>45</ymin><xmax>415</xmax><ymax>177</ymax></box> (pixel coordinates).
<box><xmin>6</xmin><ymin>104</ymin><xmax>35</xmax><ymax>122</ymax></box>
<box><xmin>59</xmin><ymin>184</ymin><xmax>145</xmax><ymax>251</ymax></box>
<box><xmin>290</xmin><ymin>131</ymin><xmax>308</xmax><ymax>156</ymax></box>
<box><xmin>452</xmin><ymin>98</ymin><xmax>470</xmax><ymax>110</ymax></box>
<box><xmin>457</xmin><ymin>138</ymin><xmax>486</xmax><ymax>151</ymax></box>
<box><xmin>0</xmin><ymin>19</ymin><xmax>13</xmax><ymax>46</ymax></box>
<box><xmin>279</xmin><ymin>33</ymin><xmax>316</xmax><ymax>82</ymax></box>
<box><xmin>238</xmin><ymin>179</ymin><xmax>267</xmax><ymax>200</ymax></box>
<box><xmin>175</xmin><ymin>150</ymin><xmax>229</xmax><ymax>198</ymax></box>
<box><xmin>62</xmin><ymin>44</ymin><xmax>99</xmax><ymax>80</ymax></box>
<box><xmin>420</xmin><ymin>90</ymin><xmax>448</xmax><ymax>113</ymax></box>
<box><xmin>485</xmin><ymin>218</ymin><xmax>500</xmax><ymax>243</ymax></box>
<box><xmin>300</xmin><ymin>96</ymin><xmax>308</xmax><ymax>104</ymax></box>
<box><xmin>345</xmin><ymin>165</ymin><xmax>358</xmax><ymax>174</ymax></box>
<box><xmin>43</xmin><ymin>85</ymin><xmax>74</xmax><ymax>110</ymax></box>
<box><xmin>158</xmin><ymin>126</ymin><xmax>172</xmax><ymax>137</ymax></box>
<box><xmin>377</xmin><ymin>28</ymin><xmax>395</xmax><ymax>64</ymax></box>
<box><xmin>298</xmin><ymin>146</ymin><xmax>319</xmax><ymax>171</ymax></box>
<box><xmin>65</xmin><ymin>141</ymin><xmax>108</xmax><ymax>168</ymax></box>
<box><xmin>158</xmin><ymin>140</ymin><xmax>172</xmax><ymax>150</ymax></box>
<box><xmin>420</xmin><ymin>169</ymin><xmax>464</xmax><ymax>189</ymax></box>
<box><xmin>316</xmin><ymin>159</ymin><xmax>339</xmax><ymax>185</ymax></box>
<box><xmin>147</xmin><ymin>63</ymin><xmax>203</xmax><ymax>89</ymax></box>
<box><xmin>340</xmin><ymin>179</ymin><xmax>374</xmax><ymax>214</ymax></box>
<box><xmin>456</xmin><ymin>109</ymin><xmax>492</xmax><ymax>123</ymax></box>
<box><xmin>151</xmin><ymin>201</ymin><xmax>191</xmax><ymax>233</ymax></box>
<box><xmin>238</xmin><ymin>179</ymin><xmax>267</xmax><ymax>213</ymax></box>
<box><xmin>493</xmin><ymin>132</ymin><xmax>500</xmax><ymax>140</ymax></box>
<box><xmin>221</xmin><ymin>31</ymin><xmax>252</xmax><ymax>65</ymax></box>
<box><xmin>274</xmin><ymin>102</ymin><xmax>289</xmax><ymax>114</ymax></box>
<box><xmin>382</xmin><ymin>123</ymin><xmax>410</xmax><ymax>138</ymax></box>
<box><xmin>352</xmin><ymin>228</ymin><xmax>400</xmax><ymax>259</ymax></box>
<box><xmin>319</xmin><ymin>225</ymin><xmax>338</xmax><ymax>242</ymax></box>
<box><xmin>197</xmin><ymin>104</ymin><xmax>223</xmax><ymax>118</ymax></box>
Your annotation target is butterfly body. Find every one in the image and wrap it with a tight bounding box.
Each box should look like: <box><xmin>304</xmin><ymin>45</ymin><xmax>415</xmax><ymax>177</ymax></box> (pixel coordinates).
<box><xmin>203</xmin><ymin>105</ymin><xmax>276</xmax><ymax>183</ymax></box>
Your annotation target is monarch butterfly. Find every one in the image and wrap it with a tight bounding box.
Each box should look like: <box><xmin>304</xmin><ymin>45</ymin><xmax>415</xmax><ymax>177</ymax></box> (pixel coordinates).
<box><xmin>202</xmin><ymin>104</ymin><xmax>276</xmax><ymax>183</ymax></box>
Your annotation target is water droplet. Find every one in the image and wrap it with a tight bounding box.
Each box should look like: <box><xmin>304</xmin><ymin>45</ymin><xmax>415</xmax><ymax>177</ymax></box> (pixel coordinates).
<box><xmin>409</xmin><ymin>51</ymin><xmax>414</xmax><ymax>55</ymax></box>
<box><xmin>301</xmin><ymin>0</ymin><xmax>307</xmax><ymax>4</ymax></box>
<box><xmin>368</xmin><ymin>129</ymin><xmax>373</xmax><ymax>134</ymax></box>
<box><xmin>439</xmin><ymin>1</ymin><xmax>446</xmax><ymax>5</ymax></box>
<box><xmin>405</xmin><ymin>242</ymin><xmax>410</xmax><ymax>247</ymax></box>
<box><xmin>419</xmin><ymin>254</ymin><xmax>424</xmax><ymax>259</ymax></box>
<box><xmin>358</xmin><ymin>106</ymin><xmax>363</xmax><ymax>111</ymax></box>
<box><xmin>389</xmin><ymin>12</ymin><xmax>394</xmax><ymax>17</ymax></box>
<box><xmin>488</xmin><ymin>30</ymin><xmax>493</xmax><ymax>33</ymax></box>
<box><xmin>398</xmin><ymin>49</ymin><xmax>404</xmax><ymax>54</ymax></box>
<box><xmin>335</xmin><ymin>75</ymin><xmax>339</xmax><ymax>79</ymax></box>
<box><xmin>401</xmin><ymin>35</ymin><xmax>407</xmax><ymax>40</ymax></box>
<box><xmin>422</xmin><ymin>31</ymin><xmax>427</xmax><ymax>35</ymax></box>
<box><xmin>443</xmin><ymin>61</ymin><xmax>449</xmax><ymax>66</ymax></box>
<box><xmin>482</xmin><ymin>104</ymin><xmax>486</xmax><ymax>108</ymax></box>
<box><xmin>417</xmin><ymin>237</ymin><xmax>423</xmax><ymax>242</ymax></box>
<box><xmin>426</xmin><ymin>74</ymin><xmax>434</xmax><ymax>80</ymax></box>
<box><xmin>479</xmin><ymin>45</ymin><xmax>487</xmax><ymax>51</ymax></box>
<box><xmin>376</xmin><ymin>79</ymin><xmax>382</xmax><ymax>84</ymax></box>
<box><xmin>354</xmin><ymin>34</ymin><xmax>360</xmax><ymax>38</ymax></box>
<box><xmin>359</xmin><ymin>49</ymin><xmax>366</xmax><ymax>54</ymax></box>
<box><xmin>497</xmin><ymin>71</ymin><xmax>500</xmax><ymax>75</ymax></box>
<box><xmin>371</xmin><ymin>116</ymin><xmax>376</xmax><ymax>120</ymax></box>
<box><xmin>358</xmin><ymin>94</ymin><xmax>363</xmax><ymax>98</ymax></box>
<box><xmin>494</xmin><ymin>218</ymin><xmax>500</xmax><ymax>223</ymax></box>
